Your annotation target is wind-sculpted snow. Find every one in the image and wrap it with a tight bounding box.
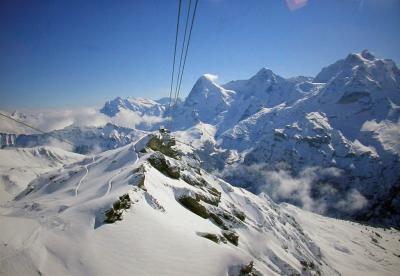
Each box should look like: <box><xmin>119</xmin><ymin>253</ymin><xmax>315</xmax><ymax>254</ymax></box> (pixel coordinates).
<box><xmin>1</xmin><ymin>133</ymin><xmax>399</xmax><ymax>275</ymax></box>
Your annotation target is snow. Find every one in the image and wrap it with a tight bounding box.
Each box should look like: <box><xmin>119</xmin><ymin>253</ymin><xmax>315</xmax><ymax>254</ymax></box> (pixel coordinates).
<box><xmin>170</xmin><ymin>75</ymin><xmax>236</xmax><ymax>128</ymax></box>
<box><xmin>0</xmin><ymin>146</ymin><xmax>84</xmax><ymax>203</ymax></box>
<box><xmin>361</xmin><ymin>119</ymin><xmax>400</xmax><ymax>155</ymax></box>
<box><xmin>2</xmin><ymin>123</ymin><xmax>148</xmax><ymax>154</ymax></box>
<box><xmin>283</xmin><ymin>204</ymin><xmax>400</xmax><ymax>276</ymax></box>
<box><xmin>174</xmin><ymin>122</ymin><xmax>217</xmax><ymax>149</ymax></box>
<box><xmin>215</xmin><ymin>50</ymin><xmax>400</xmax><ymax>225</ymax></box>
<box><xmin>0</xmin><ymin>135</ymin><xmax>399</xmax><ymax>275</ymax></box>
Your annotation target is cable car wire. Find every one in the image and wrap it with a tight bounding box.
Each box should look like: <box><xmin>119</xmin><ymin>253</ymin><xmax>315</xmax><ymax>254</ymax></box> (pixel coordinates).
<box><xmin>0</xmin><ymin>112</ymin><xmax>76</xmax><ymax>147</ymax></box>
<box><xmin>173</xmin><ymin>0</ymin><xmax>192</xmax><ymax>106</ymax></box>
<box><xmin>174</xmin><ymin>0</ymin><xmax>199</xmax><ymax>106</ymax></box>
<box><xmin>167</xmin><ymin>0</ymin><xmax>183</xmax><ymax>115</ymax></box>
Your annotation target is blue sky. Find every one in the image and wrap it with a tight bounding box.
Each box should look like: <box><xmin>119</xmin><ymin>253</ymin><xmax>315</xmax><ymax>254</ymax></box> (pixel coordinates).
<box><xmin>1</xmin><ymin>0</ymin><xmax>399</xmax><ymax>109</ymax></box>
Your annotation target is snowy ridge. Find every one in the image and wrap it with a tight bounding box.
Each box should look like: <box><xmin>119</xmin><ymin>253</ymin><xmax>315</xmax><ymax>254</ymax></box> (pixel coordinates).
<box><xmin>1</xmin><ymin>133</ymin><xmax>399</xmax><ymax>275</ymax></box>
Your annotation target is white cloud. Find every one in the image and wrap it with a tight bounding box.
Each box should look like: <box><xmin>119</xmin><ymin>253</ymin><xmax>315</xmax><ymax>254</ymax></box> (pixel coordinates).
<box><xmin>203</xmin><ymin>74</ymin><xmax>219</xmax><ymax>82</ymax></box>
<box><xmin>33</xmin><ymin>108</ymin><xmax>110</xmax><ymax>131</ymax></box>
<box><xmin>361</xmin><ymin>119</ymin><xmax>400</xmax><ymax>155</ymax></box>
<box><xmin>336</xmin><ymin>189</ymin><xmax>368</xmax><ymax>212</ymax></box>
<box><xmin>0</xmin><ymin>107</ymin><xmax>165</xmax><ymax>134</ymax></box>
<box><xmin>111</xmin><ymin>109</ymin><xmax>165</xmax><ymax>129</ymax></box>
<box><xmin>217</xmin><ymin>163</ymin><xmax>369</xmax><ymax>215</ymax></box>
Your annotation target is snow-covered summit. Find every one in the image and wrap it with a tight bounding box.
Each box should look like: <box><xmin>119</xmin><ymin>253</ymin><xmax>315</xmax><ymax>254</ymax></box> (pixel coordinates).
<box><xmin>186</xmin><ymin>74</ymin><xmax>235</xmax><ymax>105</ymax></box>
<box><xmin>224</xmin><ymin>67</ymin><xmax>287</xmax><ymax>94</ymax></box>
<box><xmin>100</xmin><ymin>96</ymin><xmax>167</xmax><ymax>117</ymax></box>
<box><xmin>360</xmin><ymin>49</ymin><xmax>376</xmax><ymax>61</ymax></box>
<box><xmin>316</xmin><ymin>50</ymin><xmax>400</xmax><ymax>134</ymax></box>
<box><xmin>182</xmin><ymin>74</ymin><xmax>235</xmax><ymax>124</ymax></box>
<box><xmin>250</xmin><ymin>67</ymin><xmax>284</xmax><ymax>82</ymax></box>
<box><xmin>314</xmin><ymin>50</ymin><xmax>399</xmax><ymax>88</ymax></box>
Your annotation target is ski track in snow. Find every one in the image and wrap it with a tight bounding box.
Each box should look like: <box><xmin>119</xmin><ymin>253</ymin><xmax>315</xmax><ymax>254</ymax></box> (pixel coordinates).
<box><xmin>103</xmin><ymin>141</ymin><xmax>141</xmax><ymax>197</ymax></box>
<box><xmin>104</xmin><ymin>169</ymin><xmax>121</xmax><ymax>197</ymax></box>
<box><xmin>75</xmin><ymin>156</ymin><xmax>95</xmax><ymax>197</ymax></box>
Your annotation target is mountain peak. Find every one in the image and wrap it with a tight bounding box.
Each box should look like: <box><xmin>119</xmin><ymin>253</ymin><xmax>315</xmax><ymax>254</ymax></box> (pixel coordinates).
<box><xmin>254</xmin><ymin>67</ymin><xmax>275</xmax><ymax>78</ymax></box>
<box><xmin>360</xmin><ymin>49</ymin><xmax>376</xmax><ymax>61</ymax></box>
<box><xmin>315</xmin><ymin>50</ymin><xmax>380</xmax><ymax>83</ymax></box>
<box><xmin>344</xmin><ymin>50</ymin><xmax>376</xmax><ymax>64</ymax></box>
<box><xmin>181</xmin><ymin>74</ymin><xmax>235</xmax><ymax>124</ymax></box>
<box><xmin>190</xmin><ymin>74</ymin><xmax>223</xmax><ymax>94</ymax></box>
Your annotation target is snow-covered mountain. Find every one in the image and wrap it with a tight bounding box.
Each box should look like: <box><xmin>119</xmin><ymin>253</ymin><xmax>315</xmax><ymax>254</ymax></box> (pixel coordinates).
<box><xmin>217</xmin><ymin>50</ymin><xmax>400</xmax><ymax>226</ymax></box>
<box><xmin>1</xmin><ymin>31</ymin><xmax>399</xmax><ymax>273</ymax></box>
<box><xmin>69</xmin><ymin>50</ymin><xmax>399</xmax><ymax>227</ymax></box>
<box><xmin>1</xmin><ymin>123</ymin><xmax>146</xmax><ymax>154</ymax></box>
<box><xmin>1</xmin><ymin>132</ymin><xmax>399</xmax><ymax>275</ymax></box>
<box><xmin>2</xmin><ymin>50</ymin><xmax>398</xmax><ymax>227</ymax></box>
<box><xmin>170</xmin><ymin>74</ymin><xmax>236</xmax><ymax>129</ymax></box>
<box><xmin>218</xmin><ymin>68</ymin><xmax>316</xmax><ymax>134</ymax></box>
<box><xmin>100</xmin><ymin>96</ymin><xmax>184</xmax><ymax>130</ymax></box>
<box><xmin>100</xmin><ymin>97</ymin><xmax>168</xmax><ymax>117</ymax></box>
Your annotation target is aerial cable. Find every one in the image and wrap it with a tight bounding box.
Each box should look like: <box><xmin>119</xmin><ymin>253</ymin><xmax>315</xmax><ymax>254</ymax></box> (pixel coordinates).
<box><xmin>174</xmin><ymin>0</ymin><xmax>199</xmax><ymax>106</ymax></box>
<box><xmin>173</xmin><ymin>0</ymin><xmax>192</xmax><ymax>106</ymax></box>
<box><xmin>0</xmin><ymin>112</ymin><xmax>76</xmax><ymax>147</ymax></box>
<box><xmin>167</xmin><ymin>0</ymin><xmax>183</xmax><ymax>122</ymax></box>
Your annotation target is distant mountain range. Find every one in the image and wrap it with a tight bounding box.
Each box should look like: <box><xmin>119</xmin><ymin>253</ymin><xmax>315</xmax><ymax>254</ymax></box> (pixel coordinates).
<box><xmin>1</xmin><ymin>50</ymin><xmax>399</xmax><ymax>227</ymax></box>
<box><xmin>95</xmin><ymin>50</ymin><xmax>400</xmax><ymax>226</ymax></box>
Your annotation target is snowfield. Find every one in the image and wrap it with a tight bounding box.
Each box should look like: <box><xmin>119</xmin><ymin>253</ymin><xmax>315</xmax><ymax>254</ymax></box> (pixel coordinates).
<box><xmin>0</xmin><ymin>146</ymin><xmax>85</xmax><ymax>203</ymax></box>
<box><xmin>0</xmin><ymin>133</ymin><xmax>399</xmax><ymax>275</ymax></box>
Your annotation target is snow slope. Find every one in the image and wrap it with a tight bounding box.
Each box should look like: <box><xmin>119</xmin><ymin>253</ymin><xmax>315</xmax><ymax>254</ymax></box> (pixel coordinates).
<box><xmin>0</xmin><ymin>133</ymin><xmax>399</xmax><ymax>275</ymax></box>
<box><xmin>283</xmin><ymin>204</ymin><xmax>400</xmax><ymax>276</ymax></box>
<box><xmin>0</xmin><ymin>146</ymin><xmax>84</xmax><ymax>203</ymax></box>
<box><xmin>2</xmin><ymin>123</ymin><xmax>148</xmax><ymax>154</ymax></box>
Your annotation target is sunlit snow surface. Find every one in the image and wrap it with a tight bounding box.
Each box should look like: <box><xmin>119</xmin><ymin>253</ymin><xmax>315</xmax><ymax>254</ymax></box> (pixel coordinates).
<box><xmin>0</xmin><ymin>136</ymin><xmax>399</xmax><ymax>275</ymax></box>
